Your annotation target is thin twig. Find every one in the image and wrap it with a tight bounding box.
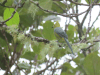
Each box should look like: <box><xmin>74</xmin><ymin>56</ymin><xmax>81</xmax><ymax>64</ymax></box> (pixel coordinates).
<box><xmin>85</xmin><ymin>3</ymin><xmax>93</xmax><ymax>38</ymax></box>
<box><xmin>0</xmin><ymin>1</ymin><xmax>25</xmax><ymax>8</ymax></box>
<box><xmin>68</xmin><ymin>0</ymin><xmax>100</xmax><ymax>6</ymax></box>
<box><xmin>30</xmin><ymin>0</ymin><xmax>89</xmax><ymax>17</ymax></box>
<box><xmin>4</xmin><ymin>0</ymin><xmax>22</xmax><ymax>74</ymax></box>
<box><xmin>84</xmin><ymin>5</ymin><xmax>100</xmax><ymax>40</ymax></box>
<box><xmin>33</xmin><ymin>59</ymin><xmax>57</xmax><ymax>75</ymax></box>
<box><xmin>81</xmin><ymin>7</ymin><xmax>91</xmax><ymax>26</ymax></box>
<box><xmin>2</xmin><ymin>30</ymin><xmax>11</xmax><ymax>55</ymax></box>
<box><xmin>3</xmin><ymin>48</ymin><xmax>12</xmax><ymax>75</ymax></box>
<box><xmin>2</xmin><ymin>0</ymin><xmax>7</xmax><ymax>5</ymax></box>
<box><xmin>53</xmin><ymin>2</ymin><xmax>66</xmax><ymax>13</ymax></box>
<box><xmin>15</xmin><ymin>63</ymin><xmax>27</xmax><ymax>75</ymax></box>
<box><xmin>91</xmin><ymin>7</ymin><xmax>100</xmax><ymax>28</ymax></box>
<box><xmin>75</xmin><ymin>0</ymin><xmax>80</xmax><ymax>24</ymax></box>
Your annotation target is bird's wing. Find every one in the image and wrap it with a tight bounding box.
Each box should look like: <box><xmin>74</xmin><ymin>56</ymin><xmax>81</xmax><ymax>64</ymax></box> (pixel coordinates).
<box><xmin>54</xmin><ymin>27</ymin><xmax>68</xmax><ymax>39</ymax></box>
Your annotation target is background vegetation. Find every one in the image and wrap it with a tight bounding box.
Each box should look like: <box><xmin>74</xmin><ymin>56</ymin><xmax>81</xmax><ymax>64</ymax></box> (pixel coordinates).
<box><xmin>0</xmin><ymin>0</ymin><xmax>100</xmax><ymax>75</ymax></box>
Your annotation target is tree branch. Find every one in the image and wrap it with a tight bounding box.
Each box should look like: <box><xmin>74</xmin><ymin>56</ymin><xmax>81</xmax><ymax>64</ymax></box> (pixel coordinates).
<box><xmin>30</xmin><ymin>0</ymin><xmax>89</xmax><ymax>18</ymax></box>
<box><xmin>68</xmin><ymin>0</ymin><xmax>100</xmax><ymax>6</ymax></box>
<box><xmin>0</xmin><ymin>0</ymin><xmax>25</xmax><ymax>8</ymax></box>
<box><xmin>33</xmin><ymin>59</ymin><xmax>58</xmax><ymax>75</ymax></box>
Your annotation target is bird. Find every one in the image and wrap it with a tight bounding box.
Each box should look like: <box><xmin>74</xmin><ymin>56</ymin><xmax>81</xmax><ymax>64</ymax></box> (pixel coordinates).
<box><xmin>53</xmin><ymin>23</ymin><xmax>74</xmax><ymax>55</ymax></box>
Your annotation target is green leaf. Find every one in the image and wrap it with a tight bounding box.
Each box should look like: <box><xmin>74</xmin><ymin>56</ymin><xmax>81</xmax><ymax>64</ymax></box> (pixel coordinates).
<box><xmin>51</xmin><ymin>1</ymin><xmax>65</xmax><ymax>13</ymax></box>
<box><xmin>0</xmin><ymin>37</ymin><xmax>7</xmax><ymax>47</ymax></box>
<box><xmin>53</xmin><ymin>48</ymin><xmax>66</xmax><ymax>59</ymax></box>
<box><xmin>36</xmin><ymin>10</ymin><xmax>45</xmax><ymax>16</ymax></box>
<box><xmin>40</xmin><ymin>43</ymin><xmax>50</xmax><ymax>61</ymax></box>
<box><xmin>0</xmin><ymin>0</ymin><xmax>4</xmax><ymax>3</ymax></box>
<box><xmin>3</xmin><ymin>8</ymin><xmax>20</xmax><ymax>26</ymax></box>
<box><xmin>42</xmin><ymin>21</ymin><xmax>55</xmax><ymax>40</ymax></box>
<box><xmin>54</xmin><ymin>1</ymin><xmax>66</xmax><ymax>9</ymax></box>
<box><xmin>0</xmin><ymin>6</ymin><xmax>5</xmax><ymax>16</ymax></box>
<box><xmin>0</xmin><ymin>48</ymin><xmax>9</xmax><ymax>70</ymax></box>
<box><xmin>83</xmin><ymin>52</ymin><xmax>100</xmax><ymax>75</ymax></box>
<box><xmin>31</xmin><ymin>30</ymin><xmax>42</xmax><ymax>37</ymax></box>
<box><xmin>16</xmin><ymin>42</ymin><xmax>24</xmax><ymax>52</ymax></box>
<box><xmin>78</xmin><ymin>43</ymin><xmax>88</xmax><ymax>49</ymax></box>
<box><xmin>73</xmin><ymin>53</ymin><xmax>85</xmax><ymax>74</ymax></box>
<box><xmin>17</xmin><ymin>62</ymin><xmax>30</xmax><ymax>70</ymax></box>
<box><xmin>28</xmin><ymin>3</ymin><xmax>39</xmax><ymax>19</ymax></box>
<box><xmin>61</xmin><ymin>63</ymin><xmax>75</xmax><ymax>75</ymax></box>
<box><xmin>33</xmin><ymin>15</ymin><xmax>43</xmax><ymax>28</ymax></box>
<box><xmin>40</xmin><ymin>41</ymin><xmax>59</xmax><ymax>61</ymax></box>
<box><xmin>31</xmin><ymin>42</ymin><xmax>45</xmax><ymax>60</ymax></box>
<box><xmin>32</xmin><ymin>42</ymin><xmax>44</xmax><ymax>54</ymax></box>
<box><xmin>39</xmin><ymin>0</ymin><xmax>52</xmax><ymax>10</ymax></box>
<box><xmin>47</xmin><ymin>41</ymin><xmax>58</xmax><ymax>57</ymax></box>
<box><xmin>93</xmin><ymin>42</ymin><xmax>99</xmax><ymax>52</ymax></box>
<box><xmin>12</xmin><ymin>68</ymin><xmax>20</xmax><ymax>75</ymax></box>
<box><xmin>0</xmin><ymin>16</ymin><xmax>4</xmax><ymax>21</ymax></box>
<box><xmin>74</xmin><ymin>52</ymin><xmax>84</xmax><ymax>65</ymax></box>
<box><xmin>96</xmin><ymin>27</ymin><xmax>100</xmax><ymax>35</ymax></box>
<box><xmin>21</xmin><ymin>51</ymin><xmax>35</xmax><ymax>60</ymax></box>
<box><xmin>67</xmin><ymin>25</ymin><xmax>75</xmax><ymax>42</ymax></box>
<box><xmin>5</xmin><ymin>0</ymin><xmax>14</xmax><ymax>6</ymax></box>
<box><xmin>19</xmin><ymin>13</ymin><xmax>33</xmax><ymax>28</ymax></box>
<box><xmin>0</xmin><ymin>30</ymin><xmax>13</xmax><ymax>44</ymax></box>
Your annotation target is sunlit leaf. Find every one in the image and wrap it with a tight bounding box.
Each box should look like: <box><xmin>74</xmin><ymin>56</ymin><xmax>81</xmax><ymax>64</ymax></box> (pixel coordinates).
<box><xmin>3</xmin><ymin>8</ymin><xmax>20</xmax><ymax>26</ymax></box>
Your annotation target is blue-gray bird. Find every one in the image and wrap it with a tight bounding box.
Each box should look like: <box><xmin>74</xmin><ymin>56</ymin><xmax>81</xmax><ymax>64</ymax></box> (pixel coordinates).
<box><xmin>53</xmin><ymin>24</ymin><xmax>74</xmax><ymax>55</ymax></box>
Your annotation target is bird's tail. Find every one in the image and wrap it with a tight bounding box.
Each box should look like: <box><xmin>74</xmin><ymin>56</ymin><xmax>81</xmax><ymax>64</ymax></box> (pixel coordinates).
<box><xmin>64</xmin><ymin>38</ymin><xmax>74</xmax><ymax>55</ymax></box>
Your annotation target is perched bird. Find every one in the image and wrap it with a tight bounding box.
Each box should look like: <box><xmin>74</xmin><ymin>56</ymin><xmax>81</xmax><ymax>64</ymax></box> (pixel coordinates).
<box><xmin>53</xmin><ymin>23</ymin><xmax>74</xmax><ymax>55</ymax></box>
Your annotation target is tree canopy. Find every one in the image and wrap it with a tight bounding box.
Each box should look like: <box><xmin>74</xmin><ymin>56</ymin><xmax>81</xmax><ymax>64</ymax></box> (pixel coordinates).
<box><xmin>0</xmin><ymin>0</ymin><xmax>100</xmax><ymax>75</ymax></box>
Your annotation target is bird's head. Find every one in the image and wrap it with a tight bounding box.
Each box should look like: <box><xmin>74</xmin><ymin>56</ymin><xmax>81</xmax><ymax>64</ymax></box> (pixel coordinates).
<box><xmin>52</xmin><ymin>21</ymin><xmax>60</xmax><ymax>28</ymax></box>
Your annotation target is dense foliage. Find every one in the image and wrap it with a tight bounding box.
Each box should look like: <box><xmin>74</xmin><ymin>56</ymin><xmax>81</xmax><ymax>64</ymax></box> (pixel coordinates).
<box><xmin>0</xmin><ymin>0</ymin><xmax>100</xmax><ymax>75</ymax></box>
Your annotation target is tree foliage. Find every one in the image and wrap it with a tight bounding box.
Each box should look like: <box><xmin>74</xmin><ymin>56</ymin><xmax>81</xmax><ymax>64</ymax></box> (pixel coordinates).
<box><xmin>0</xmin><ymin>0</ymin><xmax>100</xmax><ymax>75</ymax></box>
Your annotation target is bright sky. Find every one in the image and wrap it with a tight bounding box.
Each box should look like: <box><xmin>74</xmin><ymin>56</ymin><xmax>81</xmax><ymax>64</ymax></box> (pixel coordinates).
<box><xmin>59</xmin><ymin>0</ymin><xmax>100</xmax><ymax>29</ymax></box>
